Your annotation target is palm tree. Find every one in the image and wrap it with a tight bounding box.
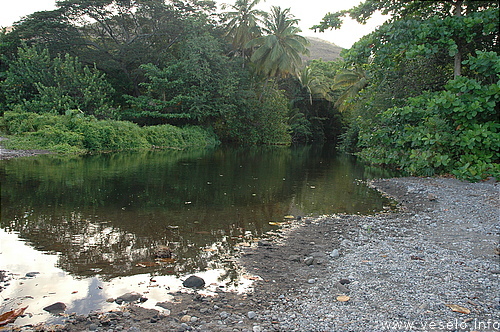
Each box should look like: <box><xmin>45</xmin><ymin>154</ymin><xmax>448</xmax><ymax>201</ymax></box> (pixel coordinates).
<box><xmin>246</xmin><ymin>6</ymin><xmax>310</xmax><ymax>78</ymax></box>
<box><xmin>332</xmin><ymin>67</ymin><xmax>368</xmax><ymax>111</ymax></box>
<box><xmin>221</xmin><ymin>0</ymin><xmax>267</xmax><ymax>60</ymax></box>
<box><xmin>298</xmin><ymin>66</ymin><xmax>332</xmax><ymax>104</ymax></box>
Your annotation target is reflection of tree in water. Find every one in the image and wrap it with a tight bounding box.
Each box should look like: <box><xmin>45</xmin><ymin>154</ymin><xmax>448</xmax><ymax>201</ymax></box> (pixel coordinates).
<box><xmin>2</xmin><ymin>209</ymin><xmax>268</xmax><ymax>281</ymax></box>
<box><xmin>1</xmin><ymin>145</ymin><xmax>397</xmax><ymax>283</ymax></box>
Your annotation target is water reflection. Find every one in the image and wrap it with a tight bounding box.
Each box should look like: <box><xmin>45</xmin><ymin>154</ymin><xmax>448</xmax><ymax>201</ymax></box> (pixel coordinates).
<box><xmin>0</xmin><ymin>145</ymin><xmax>397</xmax><ymax>324</ymax></box>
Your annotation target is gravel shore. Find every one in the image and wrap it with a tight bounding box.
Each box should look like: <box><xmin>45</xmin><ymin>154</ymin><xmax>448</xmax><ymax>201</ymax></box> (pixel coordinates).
<box><xmin>3</xmin><ymin>176</ymin><xmax>499</xmax><ymax>332</ymax></box>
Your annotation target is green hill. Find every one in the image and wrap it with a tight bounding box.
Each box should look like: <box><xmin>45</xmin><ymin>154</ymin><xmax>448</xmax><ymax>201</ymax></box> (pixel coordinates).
<box><xmin>302</xmin><ymin>37</ymin><xmax>344</xmax><ymax>63</ymax></box>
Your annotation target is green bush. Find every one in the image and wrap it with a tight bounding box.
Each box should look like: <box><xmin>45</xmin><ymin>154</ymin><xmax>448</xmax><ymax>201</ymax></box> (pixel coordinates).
<box><xmin>357</xmin><ymin>51</ymin><xmax>499</xmax><ymax>181</ymax></box>
<box><xmin>1</xmin><ymin>111</ymin><xmax>220</xmax><ymax>154</ymax></box>
<box><xmin>2</xmin><ymin>45</ymin><xmax>115</xmax><ymax>117</ymax></box>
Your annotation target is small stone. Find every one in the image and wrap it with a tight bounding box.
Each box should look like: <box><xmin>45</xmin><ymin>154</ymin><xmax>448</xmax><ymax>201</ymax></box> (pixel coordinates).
<box><xmin>180</xmin><ymin>315</ymin><xmax>191</xmax><ymax>323</ymax></box>
<box><xmin>128</xmin><ymin>327</ymin><xmax>141</xmax><ymax>332</ymax></box>
<box><xmin>190</xmin><ymin>316</ymin><xmax>198</xmax><ymax>322</ymax></box>
<box><xmin>182</xmin><ymin>275</ymin><xmax>205</xmax><ymax>289</ymax></box>
<box><xmin>43</xmin><ymin>302</ymin><xmax>66</xmax><ymax>314</ymax></box>
<box><xmin>330</xmin><ymin>249</ymin><xmax>340</xmax><ymax>258</ymax></box>
<box><xmin>307</xmin><ymin>279</ymin><xmax>316</xmax><ymax>284</ymax></box>
<box><xmin>304</xmin><ymin>257</ymin><xmax>314</xmax><ymax>265</ymax></box>
<box><xmin>25</xmin><ymin>272</ymin><xmax>40</xmax><ymax>278</ymax></box>
<box><xmin>428</xmin><ymin>193</ymin><xmax>437</xmax><ymax>201</ymax></box>
<box><xmin>87</xmin><ymin>323</ymin><xmax>98</xmax><ymax>331</ymax></box>
<box><xmin>247</xmin><ymin>311</ymin><xmax>257</xmax><ymax>319</ymax></box>
<box><xmin>116</xmin><ymin>292</ymin><xmax>142</xmax><ymax>303</ymax></box>
<box><xmin>253</xmin><ymin>325</ymin><xmax>262</xmax><ymax>332</ymax></box>
<box><xmin>288</xmin><ymin>255</ymin><xmax>301</xmax><ymax>262</ymax></box>
<box><xmin>220</xmin><ymin>311</ymin><xmax>229</xmax><ymax>319</ymax></box>
<box><xmin>258</xmin><ymin>240</ymin><xmax>272</xmax><ymax>247</ymax></box>
<box><xmin>334</xmin><ymin>281</ymin><xmax>349</xmax><ymax>293</ymax></box>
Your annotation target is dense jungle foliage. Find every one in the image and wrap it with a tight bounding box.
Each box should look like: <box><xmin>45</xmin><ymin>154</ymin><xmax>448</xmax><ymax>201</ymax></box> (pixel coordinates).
<box><xmin>0</xmin><ymin>0</ymin><xmax>498</xmax><ymax>180</ymax></box>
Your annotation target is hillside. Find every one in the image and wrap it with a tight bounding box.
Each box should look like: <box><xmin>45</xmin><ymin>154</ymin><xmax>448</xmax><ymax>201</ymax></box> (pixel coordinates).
<box><xmin>302</xmin><ymin>37</ymin><xmax>344</xmax><ymax>63</ymax></box>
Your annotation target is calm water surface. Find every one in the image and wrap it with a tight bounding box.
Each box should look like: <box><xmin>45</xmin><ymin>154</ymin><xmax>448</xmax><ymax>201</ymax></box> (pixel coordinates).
<box><xmin>0</xmin><ymin>145</ymin><xmax>396</xmax><ymax>325</ymax></box>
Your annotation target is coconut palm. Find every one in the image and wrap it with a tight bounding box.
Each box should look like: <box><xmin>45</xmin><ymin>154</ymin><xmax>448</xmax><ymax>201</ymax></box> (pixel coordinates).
<box><xmin>298</xmin><ymin>66</ymin><xmax>332</xmax><ymax>104</ymax></box>
<box><xmin>246</xmin><ymin>6</ymin><xmax>309</xmax><ymax>78</ymax></box>
<box><xmin>221</xmin><ymin>0</ymin><xmax>267</xmax><ymax>60</ymax></box>
<box><xmin>332</xmin><ymin>67</ymin><xmax>368</xmax><ymax>111</ymax></box>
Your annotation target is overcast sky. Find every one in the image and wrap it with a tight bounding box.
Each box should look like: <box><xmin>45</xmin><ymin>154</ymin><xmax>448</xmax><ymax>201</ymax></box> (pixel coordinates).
<box><xmin>1</xmin><ymin>0</ymin><xmax>388</xmax><ymax>49</ymax></box>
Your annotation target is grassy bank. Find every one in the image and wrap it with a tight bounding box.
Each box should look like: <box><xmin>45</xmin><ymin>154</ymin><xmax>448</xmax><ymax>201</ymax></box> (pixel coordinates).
<box><xmin>0</xmin><ymin>111</ymin><xmax>220</xmax><ymax>154</ymax></box>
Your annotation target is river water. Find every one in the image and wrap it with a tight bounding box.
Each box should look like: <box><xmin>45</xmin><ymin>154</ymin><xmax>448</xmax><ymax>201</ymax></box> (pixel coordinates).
<box><xmin>0</xmin><ymin>145</ymin><xmax>396</xmax><ymax>325</ymax></box>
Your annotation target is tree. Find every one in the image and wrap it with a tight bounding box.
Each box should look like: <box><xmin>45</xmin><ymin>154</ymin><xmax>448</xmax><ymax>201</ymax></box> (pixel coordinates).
<box><xmin>298</xmin><ymin>66</ymin><xmax>332</xmax><ymax>105</ymax></box>
<box><xmin>332</xmin><ymin>67</ymin><xmax>368</xmax><ymax>112</ymax></box>
<box><xmin>221</xmin><ymin>0</ymin><xmax>267</xmax><ymax>61</ymax></box>
<box><xmin>3</xmin><ymin>45</ymin><xmax>115</xmax><ymax>117</ymax></box>
<box><xmin>246</xmin><ymin>6</ymin><xmax>309</xmax><ymax>78</ymax></box>
<box><xmin>9</xmin><ymin>0</ymin><xmax>219</xmax><ymax>100</ymax></box>
<box><xmin>313</xmin><ymin>0</ymin><xmax>499</xmax><ymax>79</ymax></box>
<box><xmin>124</xmin><ymin>31</ymin><xmax>240</xmax><ymax>125</ymax></box>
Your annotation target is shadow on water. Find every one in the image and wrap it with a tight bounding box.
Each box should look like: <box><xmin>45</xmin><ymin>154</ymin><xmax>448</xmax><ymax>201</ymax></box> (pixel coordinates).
<box><xmin>0</xmin><ymin>144</ymin><xmax>398</xmax><ymax>323</ymax></box>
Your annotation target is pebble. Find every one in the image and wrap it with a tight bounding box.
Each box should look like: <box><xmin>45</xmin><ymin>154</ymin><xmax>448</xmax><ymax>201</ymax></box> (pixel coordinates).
<box><xmin>303</xmin><ymin>257</ymin><xmax>314</xmax><ymax>265</ymax></box>
<box><xmin>247</xmin><ymin>311</ymin><xmax>256</xmax><ymax>319</ymax></box>
<box><xmin>246</xmin><ymin>178</ymin><xmax>499</xmax><ymax>332</ymax></box>
<box><xmin>329</xmin><ymin>249</ymin><xmax>339</xmax><ymax>258</ymax></box>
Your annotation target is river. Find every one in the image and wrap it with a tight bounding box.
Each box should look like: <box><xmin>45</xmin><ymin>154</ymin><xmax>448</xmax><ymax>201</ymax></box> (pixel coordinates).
<box><xmin>0</xmin><ymin>145</ymin><xmax>396</xmax><ymax>325</ymax></box>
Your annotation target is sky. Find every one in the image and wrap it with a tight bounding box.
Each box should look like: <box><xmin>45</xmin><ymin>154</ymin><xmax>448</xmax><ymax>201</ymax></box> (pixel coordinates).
<box><xmin>0</xmin><ymin>0</ymin><xmax>388</xmax><ymax>49</ymax></box>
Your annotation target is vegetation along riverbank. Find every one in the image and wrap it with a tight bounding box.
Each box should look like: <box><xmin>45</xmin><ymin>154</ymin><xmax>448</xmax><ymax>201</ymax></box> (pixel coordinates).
<box><xmin>0</xmin><ymin>0</ymin><xmax>499</xmax><ymax>329</ymax></box>
<box><xmin>0</xmin><ymin>0</ymin><xmax>498</xmax><ymax>180</ymax></box>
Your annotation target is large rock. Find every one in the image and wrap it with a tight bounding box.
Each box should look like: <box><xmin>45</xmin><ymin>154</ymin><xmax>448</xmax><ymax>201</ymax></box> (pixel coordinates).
<box><xmin>182</xmin><ymin>275</ymin><xmax>205</xmax><ymax>289</ymax></box>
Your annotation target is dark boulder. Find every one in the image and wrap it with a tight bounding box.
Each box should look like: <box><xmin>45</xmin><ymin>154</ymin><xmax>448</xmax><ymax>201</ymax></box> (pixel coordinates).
<box><xmin>43</xmin><ymin>302</ymin><xmax>66</xmax><ymax>314</ymax></box>
<box><xmin>182</xmin><ymin>275</ymin><xmax>205</xmax><ymax>289</ymax></box>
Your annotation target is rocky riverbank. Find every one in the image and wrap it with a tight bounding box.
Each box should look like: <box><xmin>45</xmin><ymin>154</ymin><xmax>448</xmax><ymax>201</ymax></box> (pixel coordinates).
<box><xmin>3</xmin><ymin>176</ymin><xmax>499</xmax><ymax>332</ymax></box>
<box><xmin>0</xmin><ymin>137</ymin><xmax>51</xmax><ymax>160</ymax></box>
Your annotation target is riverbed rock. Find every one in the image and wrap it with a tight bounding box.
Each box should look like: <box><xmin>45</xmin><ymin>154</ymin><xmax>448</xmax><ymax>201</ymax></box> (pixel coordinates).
<box><xmin>43</xmin><ymin>302</ymin><xmax>66</xmax><ymax>314</ymax></box>
<box><xmin>304</xmin><ymin>256</ymin><xmax>315</xmax><ymax>265</ymax></box>
<box><xmin>115</xmin><ymin>292</ymin><xmax>143</xmax><ymax>304</ymax></box>
<box><xmin>182</xmin><ymin>275</ymin><xmax>205</xmax><ymax>289</ymax></box>
<box><xmin>329</xmin><ymin>249</ymin><xmax>340</xmax><ymax>258</ymax></box>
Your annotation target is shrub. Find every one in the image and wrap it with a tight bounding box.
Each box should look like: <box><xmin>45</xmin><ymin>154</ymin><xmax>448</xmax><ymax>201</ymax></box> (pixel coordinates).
<box><xmin>1</xmin><ymin>111</ymin><xmax>219</xmax><ymax>154</ymax></box>
<box><xmin>357</xmin><ymin>51</ymin><xmax>499</xmax><ymax>181</ymax></box>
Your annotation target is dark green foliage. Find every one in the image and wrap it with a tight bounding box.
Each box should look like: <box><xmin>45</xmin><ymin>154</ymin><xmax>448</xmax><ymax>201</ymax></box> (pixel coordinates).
<box><xmin>124</xmin><ymin>32</ymin><xmax>239</xmax><ymax>125</ymax></box>
<box><xmin>357</xmin><ymin>52</ymin><xmax>499</xmax><ymax>181</ymax></box>
<box><xmin>215</xmin><ymin>88</ymin><xmax>291</xmax><ymax>145</ymax></box>
<box><xmin>2</xmin><ymin>45</ymin><xmax>115</xmax><ymax>117</ymax></box>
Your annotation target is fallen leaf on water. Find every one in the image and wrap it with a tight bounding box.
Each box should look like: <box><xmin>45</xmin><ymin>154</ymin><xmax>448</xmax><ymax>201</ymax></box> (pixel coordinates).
<box><xmin>283</xmin><ymin>215</ymin><xmax>295</xmax><ymax>219</ymax></box>
<box><xmin>336</xmin><ymin>295</ymin><xmax>350</xmax><ymax>302</ymax></box>
<box><xmin>202</xmin><ymin>248</ymin><xmax>216</xmax><ymax>252</ymax></box>
<box><xmin>71</xmin><ymin>291</ymin><xmax>78</xmax><ymax>294</ymax></box>
<box><xmin>445</xmin><ymin>304</ymin><xmax>470</xmax><ymax>314</ymax></box>
<box><xmin>136</xmin><ymin>262</ymin><xmax>158</xmax><ymax>267</ymax></box>
<box><xmin>0</xmin><ymin>306</ymin><xmax>28</xmax><ymax>326</ymax></box>
<box><xmin>269</xmin><ymin>221</ymin><xmax>286</xmax><ymax>226</ymax></box>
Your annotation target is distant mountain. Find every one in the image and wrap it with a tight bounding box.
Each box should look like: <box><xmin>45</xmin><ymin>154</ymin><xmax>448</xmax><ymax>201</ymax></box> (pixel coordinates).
<box><xmin>302</xmin><ymin>37</ymin><xmax>344</xmax><ymax>63</ymax></box>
